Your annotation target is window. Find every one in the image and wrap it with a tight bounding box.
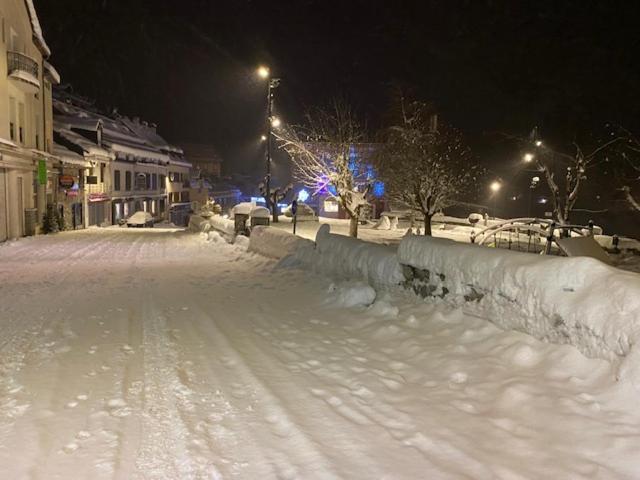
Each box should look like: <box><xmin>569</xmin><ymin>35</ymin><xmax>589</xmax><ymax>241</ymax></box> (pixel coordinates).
<box><xmin>100</xmin><ymin>163</ymin><xmax>105</xmax><ymax>183</ymax></box>
<box><xmin>159</xmin><ymin>174</ymin><xmax>165</xmax><ymax>190</ymax></box>
<box><xmin>114</xmin><ymin>170</ymin><xmax>121</xmax><ymax>191</ymax></box>
<box><xmin>9</xmin><ymin>97</ymin><xmax>15</xmax><ymax>141</ymax></box>
<box><xmin>152</xmin><ymin>173</ymin><xmax>157</xmax><ymax>190</ymax></box>
<box><xmin>18</xmin><ymin>102</ymin><xmax>25</xmax><ymax>144</ymax></box>
<box><xmin>145</xmin><ymin>173</ymin><xmax>151</xmax><ymax>190</ymax></box>
<box><xmin>181</xmin><ymin>191</ymin><xmax>190</xmax><ymax>203</ymax></box>
<box><xmin>125</xmin><ymin>171</ymin><xmax>132</xmax><ymax>191</ymax></box>
<box><xmin>35</xmin><ymin>114</ymin><xmax>40</xmax><ymax>150</ymax></box>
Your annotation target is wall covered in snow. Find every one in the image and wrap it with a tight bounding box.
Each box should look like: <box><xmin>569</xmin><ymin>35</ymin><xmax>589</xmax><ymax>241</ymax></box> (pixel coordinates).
<box><xmin>397</xmin><ymin>235</ymin><xmax>640</xmax><ymax>386</ymax></box>
<box><xmin>288</xmin><ymin>224</ymin><xmax>404</xmax><ymax>288</ymax></box>
<box><xmin>248</xmin><ymin>226</ymin><xmax>314</xmax><ymax>259</ymax></box>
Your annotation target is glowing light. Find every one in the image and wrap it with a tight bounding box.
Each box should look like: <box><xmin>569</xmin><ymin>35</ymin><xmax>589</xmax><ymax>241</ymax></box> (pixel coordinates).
<box><xmin>297</xmin><ymin>189</ymin><xmax>310</xmax><ymax>202</ymax></box>
<box><xmin>257</xmin><ymin>66</ymin><xmax>270</xmax><ymax>79</ymax></box>
<box><xmin>535</xmin><ymin>140</ymin><xmax>543</xmax><ymax>147</ymax></box>
<box><xmin>260</xmin><ymin>134</ymin><xmax>267</xmax><ymax>141</ymax></box>
<box><xmin>271</xmin><ymin>117</ymin><xmax>281</xmax><ymax>128</ymax></box>
<box><xmin>372</xmin><ymin>181</ymin><xmax>385</xmax><ymax>198</ymax></box>
<box><xmin>532</xmin><ymin>176</ymin><xmax>540</xmax><ymax>182</ymax></box>
<box><xmin>523</xmin><ymin>153</ymin><xmax>534</xmax><ymax>163</ymax></box>
<box><xmin>490</xmin><ymin>180</ymin><xmax>502</xmax><ymax>192</ymax></box>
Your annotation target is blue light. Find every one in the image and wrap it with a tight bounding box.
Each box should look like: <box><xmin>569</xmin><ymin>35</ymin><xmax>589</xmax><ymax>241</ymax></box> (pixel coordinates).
<box><xmin>327</xmin><ymin>184</ymin><xmax>337</xmax><ymax>196</ymax></box>
<box><xmin>250</xmin><ymin>196</ymin><xmax>266</xmax><ymax>204</ymax></box>
<box><xmin>297</xmin><ymin>189</ymin><xmax>310</xmax><ymax>203</ymax></box>
<box><xmin>372</xmin><ymin>181</ymin><xmax>385</xmax><ymax>198</ymax></box>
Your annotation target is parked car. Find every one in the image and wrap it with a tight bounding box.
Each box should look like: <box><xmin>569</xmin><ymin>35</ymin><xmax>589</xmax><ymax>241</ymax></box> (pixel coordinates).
<box><xmin>126</xmin><ymin>211</ymin><xmax>154</xmax><ymax>228</ymax></box>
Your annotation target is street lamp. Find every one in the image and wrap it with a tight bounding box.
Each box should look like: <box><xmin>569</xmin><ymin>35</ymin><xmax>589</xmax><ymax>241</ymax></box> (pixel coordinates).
<box><xmin>490</xmin><ymin>180</ymin><xmax>502</xmax><ymax>218</ymax></box>
<box><xmin>523</xmin><ymin>152</ymin><xmax>534</xmax><ymax>163</ymax></box>
<box><xmin>528</xmin><ymin>176</ymin><xmax>540</xmax><ymax>218</ymax></box>
<box><xmin>257</xmin><ymin>65</ymin><xmax>281</xmax><ymax>221</ymax></box>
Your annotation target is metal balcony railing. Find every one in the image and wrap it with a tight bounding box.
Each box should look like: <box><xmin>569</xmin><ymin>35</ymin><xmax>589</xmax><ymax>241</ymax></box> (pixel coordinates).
<box><xmin>7</xmin><ymin>51</ymin><xmax>39</xmax><ymax>78</ymax></box>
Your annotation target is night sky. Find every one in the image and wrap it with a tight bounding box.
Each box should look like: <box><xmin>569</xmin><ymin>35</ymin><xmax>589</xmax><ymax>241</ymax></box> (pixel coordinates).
<box><xmin>36</xmin><ymin>1</ymin><xmax>640</xmax><ymax>183</ymax></box>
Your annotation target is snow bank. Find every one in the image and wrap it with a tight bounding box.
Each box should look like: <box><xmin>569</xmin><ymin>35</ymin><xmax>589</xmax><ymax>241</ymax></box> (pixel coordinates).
<box><xmin>189</xmin><ymin>214</ymin><xmax>235</xmax><ymax>238</ymax></box>
<box><xmin>290</xmin><ymin>224</ymin><xmax>404</xmax><ymax>288</ymax></box>
<box><xmin>326</xmin><ymin>281</ymin><xmax>377</xmax><ymax>308</ymax></box>
<box><xmin>209</xmin><ymin>215</ymin><xmax>235</xmax><ymax>237</ymax></box>
<box><xmin>248</xmin><ymin>226</ymin><xmax>314</xmax><ymax>259</ymax></box>
<box><xmin>397</xmin><ymin>235</ymin><xmax>640</xmax><ymax>386</ymax></box>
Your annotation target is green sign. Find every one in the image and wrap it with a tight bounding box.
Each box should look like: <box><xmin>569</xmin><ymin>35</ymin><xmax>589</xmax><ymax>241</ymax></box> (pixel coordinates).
<box><xmin>38</xmin><ymin>159</ymin><xmax>47</xmax><ymax>185</ymax></box>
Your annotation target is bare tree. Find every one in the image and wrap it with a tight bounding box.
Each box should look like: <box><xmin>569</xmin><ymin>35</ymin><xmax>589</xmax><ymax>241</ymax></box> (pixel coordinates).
<box><xmin>522</xmin><ymin>132</ymin><xmax>622</xmax><ymax>228</ymax></box>
<box><xmin>375</xmin><ymin>100</ymin><xmax>478</xmax><ymax>236</ymax></box>
<box><xmin>613</xmin><ymin>129</ymin><xmax>640</xmax><ymax>213</ymax></box>
<box><xmin>258</xmin><ymin>180</ymin><xmax>292</xmax><ymax>223</ymax></box>
<box><xmin>273</xmin><ymin>102</ymin><xmax>370</xmax><ymax>238</ymax></box>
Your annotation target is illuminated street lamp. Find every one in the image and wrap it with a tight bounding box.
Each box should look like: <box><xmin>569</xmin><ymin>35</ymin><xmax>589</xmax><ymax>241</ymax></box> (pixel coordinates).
<box><xmin>260</xmin><ymin>134</ymin><xmax>267</xmax><ymax>142</ymax></box>
<box><xmin>523</xmin><ymin>152</ymin><xmax>534</xmax><ymax>163</ymax></box>
<box><xmin>535</xmin><ymin>140</ymin><xmax>543</xmax><ymax>147</ymax></box>
<box><xmin>257</xmin><ymin>65</ymin><xmax>270</xmax><ymax>79</ymax></box>
<box><xmin>490</xmin><ymin>180</ymin><xmax>502</xmax><ymax>218</ymax></box>
<box><xmin>257</xmin><ymin>65</ymin><xmax>281</xmax><ymax>221</ymax></box>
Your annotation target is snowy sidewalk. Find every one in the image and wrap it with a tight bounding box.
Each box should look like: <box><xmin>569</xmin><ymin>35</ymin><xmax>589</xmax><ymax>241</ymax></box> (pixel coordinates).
<box><xmin>0</xmin><ymin>229</ymin><xmax>639</xmax><ymax>479</ymax></box>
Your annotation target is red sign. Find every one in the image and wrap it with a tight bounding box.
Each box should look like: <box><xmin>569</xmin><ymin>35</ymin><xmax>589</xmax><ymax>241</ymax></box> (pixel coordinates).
<box><xmin>89</xmin><ymin>193</ymin><xmax>110</xmax><ymax>202</ymax></box>
<box><xmin>59</xmin><ymin>175</ymin><xmax>75</xmax><ymax>189</ymax></box>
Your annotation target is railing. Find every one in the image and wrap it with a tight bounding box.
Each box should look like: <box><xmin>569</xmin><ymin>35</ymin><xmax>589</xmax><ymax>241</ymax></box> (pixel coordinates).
<box><xmin>470</xmin><ymin>218</ymin><xmax>595</xmax><ymax>255</ymax></box>
<box><xmin>7</xmin><ymin>51</ymin><xmax>39</xmax><ymax>78</ymax></box>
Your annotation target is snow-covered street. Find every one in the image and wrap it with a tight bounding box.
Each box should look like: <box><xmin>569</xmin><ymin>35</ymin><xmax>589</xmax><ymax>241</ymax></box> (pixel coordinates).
<box><xmin>1</xmin><ymin>229</ymin><xmax>640</xmax><ymax>479</ymax></box>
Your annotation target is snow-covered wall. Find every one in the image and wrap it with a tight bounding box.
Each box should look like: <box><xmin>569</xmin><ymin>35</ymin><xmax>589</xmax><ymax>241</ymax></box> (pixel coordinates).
<box><xmin>397</xmin><ymin>235</ymin><xmax>640</xmax><ymax>386</ymax></box>
<box><xmin>248</xmin><ymin>226</ymin><xmax>314</xmax><ymax>259</ymax></box>
<box><xmin>289</xmin><ymin>225</ymin><xmax>404</xmax><ymax>287</ymax></box>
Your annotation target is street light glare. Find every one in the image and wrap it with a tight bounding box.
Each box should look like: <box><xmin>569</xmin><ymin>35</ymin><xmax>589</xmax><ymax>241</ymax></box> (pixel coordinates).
<box><xmin>535</xmin><ymin>140</ymin><xmax>543</xmax><ymax>147</ymax></box>
<box><xmin>271</xmin><ymin>117</ymin><xmax>281</xmax><ymax>128</ymax></box>
<box><xmin>260</xmin><ymin>134</ymin><xmax>267</xmax><ymax>141</ymax></box>
<box><xmin>490</xmin><ymin>180</ymin><xmax>502</xmax><ymax>192</ymax></box>
<box><xmin>523</xmin><ymin>153</ymin><xmax>534</xmax><ymax>163</ymax></box>
<box><xmin>257</xmin><ymin>66</ymin><xmax>270</xmax><ymax>79</ymax></box>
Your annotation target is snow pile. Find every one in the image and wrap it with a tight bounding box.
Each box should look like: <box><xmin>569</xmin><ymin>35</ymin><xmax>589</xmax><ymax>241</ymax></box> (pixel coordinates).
<box><xmin>326</xmin><ymin>281</ymin><xmax>377</xmax><ymax>308</ymax></box>
<box><xmin>291</xmin><ymin>225</ymin><xmax>404</xmax><ymax>287</ymax></box>
<box><xmin>248</xmin><ymin>226</ymin><xmax>314</xmax><ymax>259</ymax></box>
<box><xmin>203</xmin><ymin>230</ymin><xmax>225</xmax><ymax>244</ymax></box>
<box><xmin>398</xmin><ymin>234</ymin><xmax>640</xmax><ymax>386</ymax></box>
<box><xmin>209</xmin><ymin>215</ymin><xmax>235</xmax><ymax>237</ymax></box>
<box><xmin>187</xmin><ymin>214</ymin><xmax>209</xmax><ymax>233</ymax></box>
<box><xmin>233</xmin><ymin>234</ymin><xmax>250</xmax><ymax>250</ymax></box>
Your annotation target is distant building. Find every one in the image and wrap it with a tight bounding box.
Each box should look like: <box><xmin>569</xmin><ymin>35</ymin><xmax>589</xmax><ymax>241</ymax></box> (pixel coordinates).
<box><xmin>0</xmin><ymin>0</ymin><xmax>60</xmax><ymax>241</ymax></box>
<box><xmin>181</xmin><ymin>143</ymin><xmax>222</xmax><ymax>178</ymax></box>
<box><xmin>52</xmin><ymin>87</ymin><xmax>193</xmax><ymax>227</ymax></box>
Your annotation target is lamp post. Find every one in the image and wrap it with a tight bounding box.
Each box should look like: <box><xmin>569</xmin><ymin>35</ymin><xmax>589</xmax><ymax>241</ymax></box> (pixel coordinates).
<box><xmin>258</xmin><ymin>65</ymin><xmax>281</xmax><ymax>222</ymax></box>
<box><xmin>528</xmin><ymin>176</ymin><xmax>540</xmax><ymax>218</ymax></box>
<box><xmin>490</xmin><ymin>180</ymin><xmax>502</xmax><ymax>218</ymax></box>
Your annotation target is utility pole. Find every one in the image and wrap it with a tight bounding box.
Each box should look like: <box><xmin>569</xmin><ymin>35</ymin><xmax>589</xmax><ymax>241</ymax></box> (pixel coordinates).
<box><xmin>258</xmin><ymin>66</ymin><xmax>280</xmax><ymax>222</ymax></box>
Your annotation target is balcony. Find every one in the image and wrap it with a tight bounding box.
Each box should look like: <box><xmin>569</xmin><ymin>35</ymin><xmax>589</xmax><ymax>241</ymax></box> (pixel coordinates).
<box><xmin>7</xmin><ymin>51</ymin><xmax>40</xmax><ymax>93</ymax></box>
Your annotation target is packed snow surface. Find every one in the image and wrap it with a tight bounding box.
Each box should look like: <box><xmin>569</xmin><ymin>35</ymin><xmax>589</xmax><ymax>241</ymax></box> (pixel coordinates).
<box><xmin>1</xmin><ymin>229</ymin><xmax>640</xmax><ymax>479</ymax></box>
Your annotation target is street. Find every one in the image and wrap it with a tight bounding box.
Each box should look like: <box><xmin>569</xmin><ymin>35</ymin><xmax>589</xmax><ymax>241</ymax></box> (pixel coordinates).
<box><xmin>1</xmin><ymin>229</ymin><xmax>639</xmax><ymax>479</ymax></box>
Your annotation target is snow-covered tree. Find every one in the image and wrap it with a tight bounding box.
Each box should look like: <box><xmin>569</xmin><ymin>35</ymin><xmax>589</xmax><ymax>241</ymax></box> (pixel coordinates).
<box><xmin>258</xmin><ymin>180</ymin><xmax>292</xmax><ymax>223</ymax></box>
<box><xmin>273</xmin><ymin>102</ymin><xmax>370</xmax><ymax>238</ymax></box>
<box><xmin>522</xmin><ymin>132</ymin><xmax>622</xmax><ymax>229</ymax></box>
<box><xmin>612</xmin><ymin>129</ymin><xmax>640</xmax><ymax>213</ymax></box>
<box><xmin>376</xmin><ymin>101</ymin><xmax>478</xmax><ymax>236</ymax></box>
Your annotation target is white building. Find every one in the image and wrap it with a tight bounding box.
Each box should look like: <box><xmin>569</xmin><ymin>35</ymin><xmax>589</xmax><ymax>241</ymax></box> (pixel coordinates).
<box><xmin>0</xmin><ymin>0</ymin><xmax>60</xmax><ymax>241</ymax></box>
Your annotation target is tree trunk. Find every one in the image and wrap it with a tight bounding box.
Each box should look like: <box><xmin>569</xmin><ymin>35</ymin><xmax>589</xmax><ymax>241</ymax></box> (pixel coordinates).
<box><xmin>349</xmin><ymin>215</ymin><xmax>358</xmax><ymax>238</ymax></box>
<box><xmin>272</xmin><ymin>205</ymin><xmax>279</xmax><ymax>223</ymax></box>
<box><xmin>424</xmin><ymin>214</ymin><xmax>433</xmax><ymax>236</ymax></box>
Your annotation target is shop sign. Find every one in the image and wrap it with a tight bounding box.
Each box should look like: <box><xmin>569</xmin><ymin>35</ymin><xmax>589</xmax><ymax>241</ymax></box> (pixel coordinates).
<box><xmin>59</xmin><ymin>175</ymin><xmax>75</xmax><ymax>189</ymax></box>
<box><xmin>89</xmin><ymin>193</ymin><xmax>110</xmax><ymax>202</ymax></box>
<box><xmin>38</xmin><ymin>159</ymin><xmax>47</xmax><ymax>185</ymax></box>
<box><xmin>323</xmin><ymin>200</ymin><xmax>339</xmax><ymax>213</ymax></box>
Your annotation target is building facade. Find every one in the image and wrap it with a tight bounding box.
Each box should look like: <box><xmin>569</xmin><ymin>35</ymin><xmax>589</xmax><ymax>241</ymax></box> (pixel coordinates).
<box><xmin>53</xmin><ymin>88</ymin><xmax>192</xmax><ymax>227</ymax></box>
<box><xmin>0</xmin><ymin>0</ymin><xmax>59</xmax><ymax>241</ymax></box>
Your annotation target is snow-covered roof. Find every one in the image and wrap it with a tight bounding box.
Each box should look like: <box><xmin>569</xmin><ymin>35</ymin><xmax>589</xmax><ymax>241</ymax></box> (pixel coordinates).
<box><xmin>24</xmin><ymin>0</ymin><xmax>51</xmax><ymax>57</ymax></box>
<box><xmin>53</xmin><ymin>95</ymin><xmax>188</xmax><ymax>167</ymax></box>
<box><xmin>43</xmin><ymin>61</ymin><xmax>61</xmax><ymax>85</ymax></box>
<box><xmin>53</xmin><ymin>142</ymin><xmax>90</xmax><ymax>167</ymax></box>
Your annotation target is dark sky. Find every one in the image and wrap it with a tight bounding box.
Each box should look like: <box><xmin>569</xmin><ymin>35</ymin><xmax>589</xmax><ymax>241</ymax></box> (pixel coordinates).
<box><xmin>36</xmin><ymin>0</ymin><xmax>640</xmax><ymax>177</ymax></box>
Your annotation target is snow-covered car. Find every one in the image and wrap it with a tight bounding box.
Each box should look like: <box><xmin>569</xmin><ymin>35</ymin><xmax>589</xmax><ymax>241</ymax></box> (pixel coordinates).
<box><xmin>126</xmin><ymin>211</ymin><xmax>154</xmax><ymax>228</ymax></box>
<box><xmin>283</xmin><ymin>202</ymin><xmax>317</xmax><ymax>220</ymax></box>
